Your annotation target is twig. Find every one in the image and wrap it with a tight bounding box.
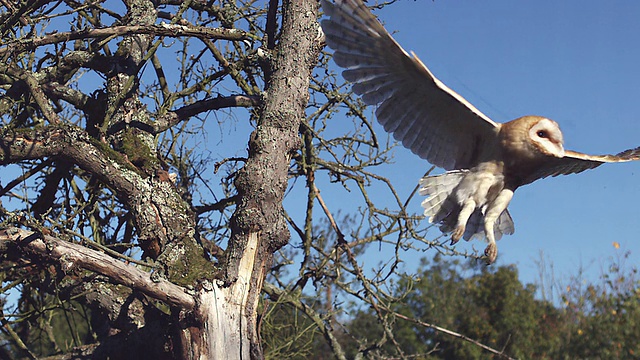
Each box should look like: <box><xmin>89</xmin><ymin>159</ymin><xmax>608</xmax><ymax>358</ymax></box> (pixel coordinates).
<box><xmin>263</xmin><ymin>282</ymin><xmax>348</xmax><ymax>360</ymax></box>
<box><xmin>214</xmin><ymin>157</ymin><xmax>248</xmax><ymax>174</ymax></box>
<box><xmin>195</xmin><ymin>195</ymin><xmax>240</xmax><ymax>214</ymax></box>
<box><xmin>390</xmin><ymin>311</ymin><xmax>517</xmax><ymax>360</ymax></box>
<box><xmin>0</xmin><ymin>312</ymin><xmax>37</xmax><ymax>359</ymax></box>
<box><xmin>313</xmin><ymin>185</ymin><xmax>345</xmax><ymax>243</ymax></box>
<box><xmin>0</xmin><ymin>160</ymin><xmax>52</xmax><ymax>197</ymax></box>
<box><xmin>155</xmin><ymin>95</ymin><xmax>260</xmax><ymax>133</ymax></box>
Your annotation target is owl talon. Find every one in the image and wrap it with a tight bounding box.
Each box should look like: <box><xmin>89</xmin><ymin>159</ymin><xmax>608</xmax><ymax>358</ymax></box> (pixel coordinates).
<box><xmin>484</xmin><ymin>243</ymin><xmax>498</xmax><ymax>264</ymax></box>
<box><xmin>451</xmin><ymin>225</ymin><xmax>464</xmax><ymax>245</ymax></box>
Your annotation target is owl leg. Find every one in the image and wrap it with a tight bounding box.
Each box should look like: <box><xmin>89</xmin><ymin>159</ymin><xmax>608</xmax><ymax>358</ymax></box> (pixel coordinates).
<box><xmin>483</xmin><ymin>189</ymin><xmax>514</xmax><ymax>264</ymax></box>
<box><xmin>451</xmin><ymin>199</ymin><xmax>476</xmax><ymax>245</ymax></box>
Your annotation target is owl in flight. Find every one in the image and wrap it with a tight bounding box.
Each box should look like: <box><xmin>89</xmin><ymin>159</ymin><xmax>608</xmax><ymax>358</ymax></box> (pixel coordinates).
<box><xmin>320</xmin><ymin>0</ymin><xmax>640</xmax><ymax>263</ymax></box>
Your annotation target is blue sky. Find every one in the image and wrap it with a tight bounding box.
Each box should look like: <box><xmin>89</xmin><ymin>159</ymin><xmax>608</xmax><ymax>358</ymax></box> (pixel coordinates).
<box><xmin>322</xmin><ymin>0</ymin><xmax>640</xmax><ymax>289</ymax></box>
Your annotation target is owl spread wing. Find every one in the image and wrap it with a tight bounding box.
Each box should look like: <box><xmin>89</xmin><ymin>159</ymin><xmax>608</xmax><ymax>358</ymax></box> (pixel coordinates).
<box><xmin>522</xmin><ymin>147</ymin><xmax>640</xmax><ymax>185</ymax></box>
<box><xmin>321</xmin><ymin>0</ymin><xmax>500</xmax><ymax>170</ymax></box>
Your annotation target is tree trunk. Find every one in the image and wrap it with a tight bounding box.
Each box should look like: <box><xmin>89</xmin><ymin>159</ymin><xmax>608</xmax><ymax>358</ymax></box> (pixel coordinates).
<box><xmin>176</xmin><ymin>0</ymin><xmax>321</xmax><ymax>358</ymax></box>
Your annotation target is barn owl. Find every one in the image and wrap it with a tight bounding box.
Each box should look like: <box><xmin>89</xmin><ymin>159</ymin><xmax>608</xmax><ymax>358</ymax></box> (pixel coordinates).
<box><xmin>320</xmin><ymin>0</ymin><xmax>640</xmax><ymax>263</ymax></box>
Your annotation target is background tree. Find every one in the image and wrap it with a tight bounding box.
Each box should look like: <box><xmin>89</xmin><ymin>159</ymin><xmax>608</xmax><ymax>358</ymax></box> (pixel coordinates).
<box><xmin>339</xmin><ymin>248</ymin><xmax>640</xmax><ymax>359</ymax></box>
<box><xmin>344</xmin><ymin>257</ymin><xmax>567</xmax><ymax>359</ymax></box>
<box><xmin>558</xmin><ymin>245</ymin><xmax>640</xmax><ymax>359</ymax></box>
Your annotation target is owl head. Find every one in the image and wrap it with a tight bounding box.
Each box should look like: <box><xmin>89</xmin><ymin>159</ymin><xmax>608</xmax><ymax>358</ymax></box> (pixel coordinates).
<box><xmin>528</xmin><ymin>117</ymin><xmax>565</xmax><ymax>158</ymax></box>
<box><xmin>500</xmin><ymin>116</ymin><xmax>565</xmax><ymax>160</ymax></box>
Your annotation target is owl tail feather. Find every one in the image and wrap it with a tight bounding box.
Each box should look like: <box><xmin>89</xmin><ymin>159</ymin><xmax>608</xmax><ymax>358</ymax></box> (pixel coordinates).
<box><xmin>419</xmin><ymin>171</ymin><xmax>515</xmax><ymax>241</ymax></box>
<box><xmin>419</xmin><ymin>170</ymin><xmax>467</xmax><ymax>225</ymax></box>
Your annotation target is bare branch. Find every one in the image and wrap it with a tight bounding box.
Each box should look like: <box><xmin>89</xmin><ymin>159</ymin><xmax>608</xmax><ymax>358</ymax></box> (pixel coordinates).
<box><xmin>0</xmin><ymin>24</ymin><xmax>254</xmax><ymax>56</ymax></box>
<box><xmin>0</xmin><ymin>312</ymin><xmax>37</xmax><ymax>360</ymax></box>
<box><xmin>390</xmin><ymin>311</ymin><xmax>517</xmax><ymax>360</ymax></box>
<box><xmin>3</xmin><ymin>65</ymin><xmax>61</xmax><ymax>124</ymax></box>
<box><xmin>0</xmin><ymin>227</ymin><xmax>195</xmax><ymax>309</ymax></box>
<box><xmin>155</xmin><ymin>95</ymin><xmax>260</xmax><ymax>132</ymax></box>
<box><xmin>0</xmin><ymin>124</ymin><xmax>139</xmax><ymax>197</ymax></box>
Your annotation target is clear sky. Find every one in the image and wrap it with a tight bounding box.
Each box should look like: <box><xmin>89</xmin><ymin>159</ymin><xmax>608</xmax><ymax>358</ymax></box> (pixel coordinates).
<box><xmin>331</xmin><ymin>0</ymin><xmax>640</xmax><ymax>288</ymax></box>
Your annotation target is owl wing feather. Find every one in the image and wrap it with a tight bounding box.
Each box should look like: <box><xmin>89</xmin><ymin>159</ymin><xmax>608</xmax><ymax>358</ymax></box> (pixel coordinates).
<box><xmin>321</xmin><ymin>0</ymin><xmax>500</xmax><ymax>170</ymax></box>
<box><xmin>523</xmin><ymin>147</ymin><xmax>640</xmax><ymax>185</ymax></box>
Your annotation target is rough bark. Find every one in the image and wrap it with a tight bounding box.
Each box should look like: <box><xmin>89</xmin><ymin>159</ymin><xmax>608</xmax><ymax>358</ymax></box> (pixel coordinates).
<box><xmin>177</xmin><ymin>0</ymin><xmax>323</xmax><ymax>358</ymax></box>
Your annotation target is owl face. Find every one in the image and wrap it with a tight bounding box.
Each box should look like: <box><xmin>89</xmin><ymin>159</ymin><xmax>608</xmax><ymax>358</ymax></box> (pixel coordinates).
<box><xmin>499</xmin><ymin>116</ymin><xmax>565</xmax><ymax>161</ymax></box>
<box><xmin>528</xmin><ymin>118</ymin><xmax>565</xmax><ymax>158</ymax></box>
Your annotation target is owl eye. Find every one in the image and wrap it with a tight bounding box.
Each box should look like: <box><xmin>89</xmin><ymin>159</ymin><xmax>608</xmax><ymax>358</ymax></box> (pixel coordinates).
<box><xmin>537</xmin><ymin>130</ymin><xmax>547</xmax><ymax>138</ymax></box>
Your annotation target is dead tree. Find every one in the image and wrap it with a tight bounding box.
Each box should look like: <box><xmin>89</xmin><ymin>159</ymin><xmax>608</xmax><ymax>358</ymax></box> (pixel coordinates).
<box><xmin>0</xmin><ymin>0</ymin><xmax>320</xmax><ymax>358</ymax></box>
